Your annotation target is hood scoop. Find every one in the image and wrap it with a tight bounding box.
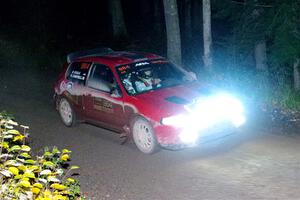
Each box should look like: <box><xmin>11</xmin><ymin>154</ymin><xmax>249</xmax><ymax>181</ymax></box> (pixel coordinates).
<box><xmin>165</xmin><ymin>96</ymin><xmax>190</xmax><ymax>105</ymax></box>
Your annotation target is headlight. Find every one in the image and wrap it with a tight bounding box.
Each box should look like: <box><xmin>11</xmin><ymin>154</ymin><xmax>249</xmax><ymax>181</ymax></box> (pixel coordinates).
<box><xmin>186</xmin><ymin>93</ymin><xmax>246</xmax><ymax>127</ymax></box>
<box><xmin>161</xmin><ymin>93</ymin><xmax>246</xmax><ymax>144</ymax></box>
<box><xmin>161</xmin><ymin>114</ymin><xmax>189</xmax><ymax>128</ymax></box>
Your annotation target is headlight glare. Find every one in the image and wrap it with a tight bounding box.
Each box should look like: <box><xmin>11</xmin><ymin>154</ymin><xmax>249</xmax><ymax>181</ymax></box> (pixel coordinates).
<box><xmin>161</xmin><ymin>114</ymin><xmax>189</xmax><ymax>128</ymax></box>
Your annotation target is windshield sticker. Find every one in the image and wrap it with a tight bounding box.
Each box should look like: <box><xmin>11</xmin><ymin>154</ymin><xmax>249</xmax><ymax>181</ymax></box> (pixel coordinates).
<box><xmin>70</xmin><ymin>70</ymin><xmax>85</xmax><ymax>80</ymax></box>
<box><xmin>80</xmin><ymin>62</ymin><xmax>90</xmax><ymax>69</ymax></box>
<box><xmin>118</xmin><ymin>65</ymin><xmax>130</xmax><ymax>74</ymax></box>
<box><xmin>135</xmin><ymin>62</ymin><xmax>149</xmax><ymax>67</ymax></box>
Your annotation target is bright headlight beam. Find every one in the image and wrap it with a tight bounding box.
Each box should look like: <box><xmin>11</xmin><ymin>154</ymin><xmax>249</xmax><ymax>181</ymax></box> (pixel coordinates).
<box><xmin>162</xmin><ymin>93</ymin><xmax>246</xmax><ymax>144</ymax></box>
<box><xmin>161</xmin><ymin>114</ymin><xmax>189</xmax><ymax>128</ymax></box>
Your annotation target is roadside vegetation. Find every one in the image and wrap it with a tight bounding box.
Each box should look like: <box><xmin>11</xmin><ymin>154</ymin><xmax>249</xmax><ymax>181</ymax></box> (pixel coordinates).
<box><xmin>0</xmin><ymin>112</ymin><xmax>84</xmax><ymax>200</ymax></box>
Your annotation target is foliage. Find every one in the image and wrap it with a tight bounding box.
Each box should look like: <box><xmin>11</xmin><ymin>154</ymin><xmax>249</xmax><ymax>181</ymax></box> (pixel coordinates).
<box><xmin>0</xmin><ymin>113</ymin><xmax>84</xmax><ymax>200</ymax></box>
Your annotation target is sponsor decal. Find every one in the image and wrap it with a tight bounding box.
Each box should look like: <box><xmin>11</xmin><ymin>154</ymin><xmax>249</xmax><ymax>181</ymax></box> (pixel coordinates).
<box><xmin>93</xmin><ymin>97</ymin><xmax>114</xmax><ymax>113</ymax></box>
<box><xmin>70</xmin><ymin>70</ymin><xmax>85</xmax><ymax>80</ymax></box>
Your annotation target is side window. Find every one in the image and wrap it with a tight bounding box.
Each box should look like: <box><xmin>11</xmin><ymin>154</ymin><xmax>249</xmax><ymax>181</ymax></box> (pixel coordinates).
<box><xmin>66</xmin><ymin>62</ymin><xmax>91</xmax><ymax>85</ymax></box>
<box><xmin>87</xmin><ymin>64</ymin><xmax>115</xmax><ymax>93</ymax></box>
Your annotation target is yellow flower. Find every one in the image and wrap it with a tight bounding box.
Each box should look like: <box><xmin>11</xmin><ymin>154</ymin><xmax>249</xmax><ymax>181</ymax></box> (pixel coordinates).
<box><xmin>13</xmin><ymin>135</ymin><xmax>25</xmax><ymax>142</ymax></box>
<box><xmin>60</xmin><ymin>154</ymin><xmax>69</xmax><ymax>161</ymax></box>
<box><xmin>32</xmin><ymin>187</ymin><xmax>41</xmax><ymax>194</ymax></box>
<box><xmin>1</xmin><ymin>142</ymin><xmax>9</xmax><ymax>149</ymax></box>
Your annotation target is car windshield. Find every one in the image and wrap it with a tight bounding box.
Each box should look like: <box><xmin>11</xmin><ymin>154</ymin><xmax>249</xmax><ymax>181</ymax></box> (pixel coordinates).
<box><xmin>116</xmin><ymin>60</ymin><xmax>191</xmax><ymax>95</ymax></box>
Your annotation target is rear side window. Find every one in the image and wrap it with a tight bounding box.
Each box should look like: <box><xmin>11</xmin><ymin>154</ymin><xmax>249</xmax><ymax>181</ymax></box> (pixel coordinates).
<box><xmin>66</xmin><ymin>62</ymin><xmax>91</xmax><ymax>85</ymax></box>
<box><xmin>87</xmin><ymin>64</ymin><xmax>115</xmax><ymax>93</ymax></box>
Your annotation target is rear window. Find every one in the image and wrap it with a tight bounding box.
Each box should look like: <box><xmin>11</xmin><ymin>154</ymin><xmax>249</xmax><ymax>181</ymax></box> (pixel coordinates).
<box><xmin>66</xmin><ymin>62</ymin><xmax>91</xmax><ymax>85</ymax></box>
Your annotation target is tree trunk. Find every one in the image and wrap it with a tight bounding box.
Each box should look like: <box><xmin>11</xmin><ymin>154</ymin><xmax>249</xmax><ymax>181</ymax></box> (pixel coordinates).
<box><xmin>184</xmin><ymin>0</ymin><xmax>192</xmax><ymax>40</ymax></box>
<box><xmin>202</xmin><ymin>0</ymin><xmax>213</xmax><ymax>72</ymax></box>
<box><xmin>163</xmin><ymin>0</ymin><xmax>182</xmax><ymax>66</ymax></box>
<box><xmin>294</xmin><ymin>59</ymin><xmax>300</xmax><ymax>90</ymax></box>
<box><xmin>109</xmin><ymin>0</ymin><xmax>128</xmax><ymax>39</ymax></box>
<box><xmin>255</xmin><ymin>40</ymin><xmax>268</xmax><ymax>70</ymax></box>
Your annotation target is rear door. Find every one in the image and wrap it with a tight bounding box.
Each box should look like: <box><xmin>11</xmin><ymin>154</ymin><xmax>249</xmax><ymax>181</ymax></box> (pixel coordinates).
<box><xmin>83</xmin><ymin>63</ymin><xmax>126</xmax><ymax>131</ymax></box>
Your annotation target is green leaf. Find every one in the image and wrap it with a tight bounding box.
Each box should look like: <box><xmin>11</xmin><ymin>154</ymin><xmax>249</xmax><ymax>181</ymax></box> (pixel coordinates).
<box><xmin>44</xmin><ymin>151</ymin><xmax>53</xmax><ymax>157</ymax></box>
<box><xmin>19</xmin><ymin>180</ymin><xmax>31</xmax><ymax>187</ymax></box>
<box><xmin>23</xmin><ymin>171</ymin><xmax>35</xmax><ymax>179</ymax></box>
<box><xmin>8</xmin><ymin>167</ymin><xmax>19</xmax><ymax>176</ymax></box>
<box><xmin>20</xmin><ymin>152</ymin><xmax>31</xmax><ymax>159</ymax></box>
<box><xmin>10</xmin><ymin>145</ymin><xmax>21</xmax><ymax>152</ymax></box>
<box><xmin>4</xmin><ymin>160</ymin><xmax>22</xmax><ymax>167</ymax></box>
<box><xmin>70</xmin><ymin>165</ymin><xmax>80</xmax><ymax>170</ymax></box>
<box><xmin>62</xmin><ymin>149</ymin><xmax>71</xmax><ymax>154</ymax></box>
<box><xmin>21</xmin><ymin>145</ymin><xmax>31</xmax><ymax>152</ymax></box>
<box><xmin>50</xmin><ymin>183</ymin><xmax>67</xmax><ymax>190</ymax></box>
<box><xmin>24</xmin><ymin>159</ymin><xmax>36</xmax><ymax>165</ymax></box>
<box><xmin>52</xmin><ymin>147</ymin><xmax>61</xmax><ymax>154</ymax></box>
<box><xmin>33</xmin><ymin>182</ymin><xmax>43</xmax><ymax>189</ymax></box>
<box><xmin>43</xmin><ymin>161</ymin><xmax>55</xmax><ymax>167</ymax></box>
<box><xmin>7</xmin><ymin>129</ymin><xmax>20</xmax><ymax>135</ymax></box>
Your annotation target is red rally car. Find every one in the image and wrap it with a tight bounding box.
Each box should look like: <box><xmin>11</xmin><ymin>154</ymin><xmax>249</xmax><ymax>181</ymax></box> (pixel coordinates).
<box><xmin>54</xmin><ymin>48</ymin><xmax>246</xmax><ymax>154</ymax></box>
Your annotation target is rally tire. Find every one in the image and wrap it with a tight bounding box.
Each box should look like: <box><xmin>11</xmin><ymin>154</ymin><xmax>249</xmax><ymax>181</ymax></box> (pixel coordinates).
<box><xmin>58</xmin><ymin>98</ymin><xmax>77</xmax><ymax>127</ymax></box>
<box><xmin>131</xmin><ymin>117</ymin><xmax>159</xmax><ymax>154</ymax></box>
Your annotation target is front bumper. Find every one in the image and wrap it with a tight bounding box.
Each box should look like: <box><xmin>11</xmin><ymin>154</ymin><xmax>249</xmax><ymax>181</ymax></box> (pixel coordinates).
<box><xmin>156</xmin><ymin>121</ymin><xmax>237</xmax><ymax>150</ymax></box>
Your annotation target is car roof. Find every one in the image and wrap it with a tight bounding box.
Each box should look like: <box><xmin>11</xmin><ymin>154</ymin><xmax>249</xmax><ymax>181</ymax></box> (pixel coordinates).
<box><xmin>68</xmin><ymin>48</ymin><xmax>164</xmax><ymax>67</ymax></box>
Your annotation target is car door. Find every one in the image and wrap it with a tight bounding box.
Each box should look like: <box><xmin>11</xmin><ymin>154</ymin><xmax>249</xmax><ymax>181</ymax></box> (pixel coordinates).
<box><xmin>64</xmin><ymin>62</ymin><xmax>91</xmax><ymax>115</ymax></box>
<box><xmin>83</xmin><ymin>63</ymin><xmax>126</xmax><ymax>131</ymax></box>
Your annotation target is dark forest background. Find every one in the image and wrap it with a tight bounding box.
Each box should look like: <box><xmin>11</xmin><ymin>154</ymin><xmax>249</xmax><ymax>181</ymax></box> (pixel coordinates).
<box><xmin>0</xmin><ymin>0</ymin><xmax>300</xmax><ymax>112</ymax></box>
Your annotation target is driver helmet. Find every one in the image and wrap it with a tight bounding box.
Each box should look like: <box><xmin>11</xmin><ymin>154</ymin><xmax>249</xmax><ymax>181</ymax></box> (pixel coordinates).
<box><xmin>140</xmin><ymin>68</ymin><xmax>153</xmax><ymax>79</ymax></box>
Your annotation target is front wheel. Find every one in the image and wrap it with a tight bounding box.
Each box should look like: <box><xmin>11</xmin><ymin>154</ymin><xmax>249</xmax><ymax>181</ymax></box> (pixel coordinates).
<box><xmin>131</xmin><ymin>117</ymin><xmax>159</xmax><ymax>154</ymax></box>
<box><xmin>58</xmin><ymin>98</ymin><xmax>76</xmax><ymax>127</ymax></box>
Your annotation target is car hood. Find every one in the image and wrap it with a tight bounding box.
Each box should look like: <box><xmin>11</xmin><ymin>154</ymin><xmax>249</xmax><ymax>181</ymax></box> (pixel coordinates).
<box><xmin>135</xmin><ymin>81</ymin><xmax>214</xmax><ymax>117</ymax></box>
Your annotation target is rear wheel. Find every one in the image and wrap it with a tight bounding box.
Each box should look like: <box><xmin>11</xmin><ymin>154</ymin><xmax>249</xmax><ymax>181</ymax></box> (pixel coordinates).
<box><xmin>132</xmin><ymin>117</ymin><xmax>159</xmax><ymax>154</ymax></box>
<box><xmin>58</xmin><ymin>98</ymin><xmax>76</xmax><ymax>127</ymax></box>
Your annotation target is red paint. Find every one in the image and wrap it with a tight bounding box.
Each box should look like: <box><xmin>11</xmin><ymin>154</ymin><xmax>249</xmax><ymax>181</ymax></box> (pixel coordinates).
<box><xmin>54</xmin><ymin>51</ymin><xmax>202</xmax><ymax>146</ymax></box>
